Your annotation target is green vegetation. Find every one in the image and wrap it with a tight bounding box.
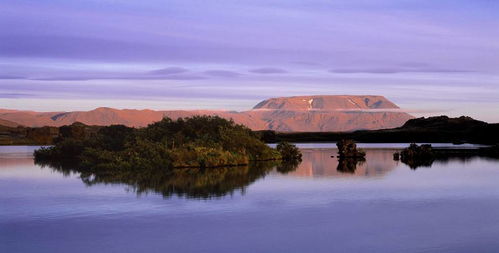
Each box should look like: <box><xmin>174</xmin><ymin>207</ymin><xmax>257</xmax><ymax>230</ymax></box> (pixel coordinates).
<box><xmin>34</xmin><ymin>116</ymin><xmax>301</xmax><ymax>171</ymax></box>
<box><xmin>276</xmin><ymin>141</ymin><xmax>302</xmax><ymax>161</ymax></box>
<box><xmin>3</xmin><ymin>115</ymin><xmax>499</xmax><ymax>146</ymax></box>
<box><xmin>33</xmin><ymin>116</ymin><xmax>302</xmax><ymax>198</ymax></box>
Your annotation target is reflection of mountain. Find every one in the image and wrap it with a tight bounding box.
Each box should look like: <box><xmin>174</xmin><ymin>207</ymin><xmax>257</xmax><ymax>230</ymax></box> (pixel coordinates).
<box><xmin>289</xmin><ymin>149</ymin><xmax>397</xmax><ymax>178</ymax></box>
<box><xmin>0</xmin><ymin>157</ymin><xmax>35</xmax><ymax>170</ymax></box>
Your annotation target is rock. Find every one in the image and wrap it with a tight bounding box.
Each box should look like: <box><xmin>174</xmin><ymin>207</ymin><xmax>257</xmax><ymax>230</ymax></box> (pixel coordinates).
<box><xmin>397</xmin><ymin>143</ymin><xmax>435</xmax><ymax>169</ymax></box>
<box><xmin>400</xmin><ymin>143</ymin><xmax>434</xmax><ymax>159</ymax></box>
<box><xmin>336</xmin><ymin>139</ymin><xmax>366</xmax><ymax>158</ymax></box>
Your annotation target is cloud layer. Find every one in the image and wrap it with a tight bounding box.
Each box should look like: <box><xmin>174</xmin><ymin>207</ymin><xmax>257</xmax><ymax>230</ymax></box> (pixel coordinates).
<box><xmin>1</xmin><ymin>0</ymin><xmax>499</xmax><ymax>122</ymax></box>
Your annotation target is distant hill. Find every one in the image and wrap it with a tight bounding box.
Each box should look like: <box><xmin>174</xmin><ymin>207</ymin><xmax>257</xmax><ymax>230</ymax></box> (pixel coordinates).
<box><xmin>400</xmin><ymin>116</ymin><xmax>488</xmax><ymax>130</ymax></box>
<box><xmin>0</xmin><ymin>95</ymin><xmax>413</xmax><ymax>132</ymax></box>
<box><xmin>1</xmin><ymin>115</ymin><xmax>498</xmax><ymax>145</ymax></box>
<box><xmin>265</xmin><ymin>116</ymin><xmax>499</xmax><ymax>144</ymax></box>
<box><xmin>0</xmin><ymin>118</ymin><xmax>21</xmax><ymax>128</ymax></box>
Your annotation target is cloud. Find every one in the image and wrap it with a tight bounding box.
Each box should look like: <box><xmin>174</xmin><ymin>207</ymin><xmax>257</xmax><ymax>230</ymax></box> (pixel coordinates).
<box><xmin>28</xmin><ymin>74</ymin><xmax>205</xmax><ymax>81</ymax></box>
<box><xmin>249</xmin><ymin>67</ymin><xmax>287</xmax><ymax>74</ymax></box>
<box><xmin>0</xmin><ymin>73</ymin><xmax>205</xmax><ymax>81</ymax></box>
<box><xmin>148</xmin><ymin>67</ymin><xmax>189</xmax><ymax>75</ymax></box>
<box><xmin>0</xmin><ymin>93</ymin><xmax>35</xmax><ymax>98</ymax></box>
<box><xmin>2</xmin><ymin>0</ymin><xmax>499</xmax><ymax>73</ymax></box>
<box><xmin>0</xmin><ymin>65</ymin><xmax>204</xmax><ymax>81</ymax></box>
<box><xmin>329</xmin><ymin>65</ymin><xmax>472</xmax><ymax>74</ymax></box>
<box><xmin>0</xmin><ymin>75</ymin><xmax>24</xmax><ymax>79</ymax></box>
<box><xmin>204</xmin><ymin>70</ymin><xmax>241</xmax><ymax>77</ymax></box>
<box><xmin>290</xmin><ymin>61</ymin><xmax>322</xmax><ymax>66</ymax></box>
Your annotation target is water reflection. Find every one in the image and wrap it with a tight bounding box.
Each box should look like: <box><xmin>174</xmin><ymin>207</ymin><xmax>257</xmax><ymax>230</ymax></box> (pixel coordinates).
<box><xmin>400</xmin><ymin>156</ymin><xmax>435</xmax><ymax>169</ymax></box>
<box><xmin>0</xmin><ymin>157</ymin><xmax>34</xmax><ymax>169</ymax></box>
<box><xmin>5</xmin><ymin>146</ymin><xmax>499</xmax><ymax>253</ymax></box>
<box><xmin>290</xmin><ymin>149</ymin><xmax>398</xmax><ymax>177</ymax></box>
<box><xmin>337</xmin><ymin>158</ymin><xmax>365</xmax><ymax>173</ymax></box>
<box><xmin>8</xmin><ymin>145</ymin><xmax>496</xmax><ymax>200</ymax></box>
<box><xmin>401</xmin><ymin>154</ymin><xmax>499</xmax><ymax>169</ymax></box>
<box><xmin>34</xmin><ymin>159</ymin><xmax>298</xmax><ymax>199</ymax></box>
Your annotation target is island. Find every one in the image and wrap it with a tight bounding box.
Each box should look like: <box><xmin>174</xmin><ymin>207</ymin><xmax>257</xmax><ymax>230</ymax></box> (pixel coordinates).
<box><xmin>34</xmin><ymin>116</ymin><xmax>302</xmax><ymax>171</ymax></box>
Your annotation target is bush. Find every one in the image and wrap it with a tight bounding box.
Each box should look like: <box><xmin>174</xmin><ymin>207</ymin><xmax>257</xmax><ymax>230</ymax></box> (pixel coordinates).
<box><xmin>34</xmin><ymin>116</ymin><xmax>293</xmax><ymax>171</ymax></box>
<box><xmin>276</xmin><ymin>142</ymin><xmax>302</xmax><ymax>161</ymax></box>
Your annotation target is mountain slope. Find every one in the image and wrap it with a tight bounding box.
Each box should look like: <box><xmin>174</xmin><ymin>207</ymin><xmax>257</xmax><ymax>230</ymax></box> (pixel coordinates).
<box><xmin>0</xmin><ymin>118</ymin><xmax>21</xmax><ymax>128</ymax></box>
<box><xmin>253</xmin><ymin>95</ymin><xmax>399</xmax><ymax>110</ymax></box>
<box><xmin>0</xmin><ymin>95</ymin><xmax>413</xmax><ymax>131</ymax></box>
<box><xmin>248</xmin><ymin>95</ymin><xmax>412</xmax><ymax>131</ymax></box>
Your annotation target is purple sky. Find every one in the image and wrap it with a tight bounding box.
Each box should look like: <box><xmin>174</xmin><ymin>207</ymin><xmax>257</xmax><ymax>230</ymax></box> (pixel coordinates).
<box><xmin>1</xmin><ymin>0</ymin><xmax>499</xmax><ymax>122</ymax></box>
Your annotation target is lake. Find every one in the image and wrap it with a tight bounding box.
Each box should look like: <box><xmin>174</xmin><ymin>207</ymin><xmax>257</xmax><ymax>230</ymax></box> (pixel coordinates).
<box><xmin>2</xmin><ymin>144</ymin><xmax>499</xmax><ymax>253</ymax></box>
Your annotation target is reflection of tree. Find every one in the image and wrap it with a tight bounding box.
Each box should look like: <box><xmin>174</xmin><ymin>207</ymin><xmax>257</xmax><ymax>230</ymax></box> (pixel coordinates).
<box><xmin>400</xmin><ymin>157</ymin><xmax>434</xmax><ymax>169</ymax></box>
<box><xmin>276</xmin><ymin>160</ymin><xmax>300</xmax><ymax>174</ymax></box>
<box><xmin>396</xmin><ymin>144</ymin><xmax>499</xmax><ymax>169</ymax></box>
<box><xmin>35</xmin><ymin>159</ymin><xmax>290</xmax><ymax>199</ymax></box>
<box><xmin>336</xmin><ymin>158</ymin><xmax>365</xmax><ymax>174</ymax></box>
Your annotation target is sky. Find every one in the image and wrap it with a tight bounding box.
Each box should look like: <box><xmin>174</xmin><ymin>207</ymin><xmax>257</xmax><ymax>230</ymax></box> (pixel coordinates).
<box><xmin>0</xmin><ymin>0</ymin><xmax>498</xmax><ymax>122</ymax></box>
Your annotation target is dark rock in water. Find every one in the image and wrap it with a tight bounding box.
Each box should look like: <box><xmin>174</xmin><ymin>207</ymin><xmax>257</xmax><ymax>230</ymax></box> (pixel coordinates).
<box><xmin>400</xmin><ymin>143</ymin><xmax>434</xmax><ymax>159</ymax></box>
<box><xmin>337</xmin><ymin>139</ymin><xmax>366</xmax><ymax>158</ymax></box>
<box><xmin>336</xmin><ymin>139</ymin><xmax>366</xmax><ymax>173</ymax></box>
<box><xmin>395</xmin><ymin>143</ymin><xmax>499</xmax><ymax>169</ymax></box>
<box><xmin>396</xmin><ymin>143</ymin><xmax>435</xmax><ymax>169</ymax></box>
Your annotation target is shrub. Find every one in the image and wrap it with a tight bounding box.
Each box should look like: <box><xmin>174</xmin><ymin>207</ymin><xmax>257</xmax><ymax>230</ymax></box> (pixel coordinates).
<box><xmin>34</xmin><ymin>116</ymin><xmax>297</xmax><ymax>171</ymax></box>
<box><xmin>276</xmin><ymin>142</ymin><xmax>302</xmax><ymax>161</ymax></box>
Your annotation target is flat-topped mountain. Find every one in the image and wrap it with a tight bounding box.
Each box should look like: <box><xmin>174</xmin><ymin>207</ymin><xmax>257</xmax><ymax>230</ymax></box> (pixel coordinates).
<box><xmin>253</xmin><ymin>95</ymin><xmax>398</xmax><ymax>111</ymax></box>
<box><xmin>0</xmin><ymin>95</ymin><xmax>413</xmax><ymax>132</ymax></box>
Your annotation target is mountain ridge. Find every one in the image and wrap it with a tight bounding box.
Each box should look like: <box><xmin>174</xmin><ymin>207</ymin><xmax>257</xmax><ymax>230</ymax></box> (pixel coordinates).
<box><xmin>0</xmin><ymin>95</ymin><xmax>413</xmax><ymax>132</ymax></box>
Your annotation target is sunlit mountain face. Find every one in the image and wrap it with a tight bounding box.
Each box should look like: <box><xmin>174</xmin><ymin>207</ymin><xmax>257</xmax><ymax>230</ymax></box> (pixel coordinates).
<box><xmin>0</xmin><ymin>95</ymin><xmax>413</xmax><ymax>131</ymax></box>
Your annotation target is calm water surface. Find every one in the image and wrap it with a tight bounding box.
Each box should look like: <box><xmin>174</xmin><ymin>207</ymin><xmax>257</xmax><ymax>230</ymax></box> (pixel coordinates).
<box><xmin>1</xmin><ymin>144</ymin><xmax>499</xmax><ymax>253</ymax></box>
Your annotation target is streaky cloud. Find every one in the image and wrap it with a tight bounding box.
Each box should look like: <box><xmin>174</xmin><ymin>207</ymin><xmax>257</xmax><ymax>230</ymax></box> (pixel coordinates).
<box><xmin>249</xmin><ymin>67</ymin><xmax>287</xmax><ymax>74</ymax></box>
<box><xmin>204</xmin><ymin>70</ymin><xmax>241</xmax><ymax>78</ymax></box>
<box><xmin>0</xmin><ymin>75</ymin><xmax>24</xmax><ymax>80</ymax></box>
<box><xmin>329</xmin><ymin>66</ymin><xmax>473</xmax><ymax>74</ymax></box>
<box><xmin>28</xmin><ymin>74</ymin><xmax>205</xmax><ymax>81</ymax></box>
<box><xmin>148</xmin><ymin>67</ymin><xmax>189</xmax><ymax>75</ymax></box>
<box><xmin>0</xmin><ymin>93</ymin><xmax>35</xmax><ymax>98</ymax></box>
